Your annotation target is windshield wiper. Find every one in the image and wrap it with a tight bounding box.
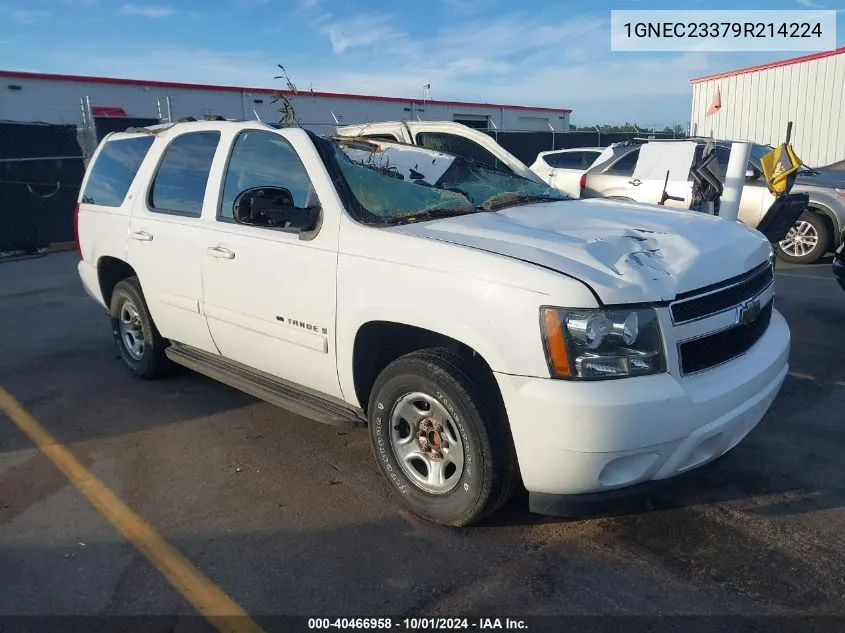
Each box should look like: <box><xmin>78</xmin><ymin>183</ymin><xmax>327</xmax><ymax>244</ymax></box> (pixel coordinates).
<box><xmin>481</xmin><ymin>194</ymin><xmax>565</xmax><ymax>211</ymax></box>
<box><xmin>375</xmin><ymin>207</ymin><xmax>474</xmax><ymax>226</ymax></box>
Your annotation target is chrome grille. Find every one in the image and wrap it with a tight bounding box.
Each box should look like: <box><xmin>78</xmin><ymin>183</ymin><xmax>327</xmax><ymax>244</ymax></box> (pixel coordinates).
<box><xmin>678</xmin><ymin>299</ymin><xmax>773</xmax><ymax>375</ymax></box>
<box><xmin>671</xmin><ymin>262</ymin><xmax>774</xmax><ymax>325</ymax></box>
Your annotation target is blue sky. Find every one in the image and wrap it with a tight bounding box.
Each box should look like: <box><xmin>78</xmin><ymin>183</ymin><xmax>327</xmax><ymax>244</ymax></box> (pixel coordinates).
<box><xmin>0</xmin><ymin>0</ymin><xmax>842</xmax><ymax>126</ymax></box>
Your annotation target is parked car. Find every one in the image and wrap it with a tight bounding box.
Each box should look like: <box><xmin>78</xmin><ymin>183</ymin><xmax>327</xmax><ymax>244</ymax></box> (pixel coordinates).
<box><xmin>581</xmin><ymin>139</ymin><xmax>845</xmax><ymax>265</ymax></box>
<box><xmin>834</xmin><ymin>229</ymin><xmax>845</xmax><ymax>291</ymax></box>
<box><xmin>75</xmin><ymin>120</ymin><xmax>790</xmax><ymax>526</ymax></box>
<box><xmin>821</xmin><ymin>158</ymin><xmax>845</xmax><ymax>171</ymax></box>
<box><xmin>335</xmin><ymin>120</ymin><xmax>545</xmax><ymax>184</ymax></box>
<box><xmin>529</xmin><ymin>147</ymin><xmax>603</xmax><ymax>197</ymax></box>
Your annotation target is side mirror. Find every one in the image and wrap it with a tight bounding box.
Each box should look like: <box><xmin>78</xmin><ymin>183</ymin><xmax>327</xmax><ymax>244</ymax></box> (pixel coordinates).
<box><xmin>233</xmin><ymin>186</ymin><xmax>320</xmax><ymax>232</ymax></box>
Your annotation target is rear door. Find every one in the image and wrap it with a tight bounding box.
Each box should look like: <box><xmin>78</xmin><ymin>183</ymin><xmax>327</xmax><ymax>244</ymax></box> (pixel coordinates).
<box><xmin>585</xmin><ymin>149</ymin><xmax>644</xmax><ymax>201</ymax></box>
<box><xmin>126</xmin><ymin>129</ymin><xmax>221</xmax><ymax>354</ymax></box>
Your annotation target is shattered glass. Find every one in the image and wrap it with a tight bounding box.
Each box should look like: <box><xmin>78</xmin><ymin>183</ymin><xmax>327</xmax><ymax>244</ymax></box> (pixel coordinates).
<box><xmin>333</xmin><ymin>147</ymin><xmax>474</xmax><ymax>222</ymax></box>
<box><xmin>331</xmin><ymin>140</ymin><xmax>567</xmax><ymax>225</ymax></box>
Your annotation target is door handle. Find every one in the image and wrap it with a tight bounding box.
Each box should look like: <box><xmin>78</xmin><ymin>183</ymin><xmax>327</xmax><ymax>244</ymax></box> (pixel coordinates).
<box><xmin>628</xmin><ymin>179</ymin><xmax>642</xmax><ymax>186</ymax></box>
<box><xmin>207</xmin><ymin>246</ymin><xmax>235</xmax><ymax>259</ymax></box>
<box><xmin>131</xmin><ymin>230</ymin><xmax>153</xmax><ymax>241</ymax></box>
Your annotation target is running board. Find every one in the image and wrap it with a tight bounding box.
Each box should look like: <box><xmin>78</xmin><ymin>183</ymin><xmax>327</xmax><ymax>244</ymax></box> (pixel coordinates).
<box><xmin>165</xmin><ymin>344</ymin><xmax>366</xmax><ymax>428</ymax></box>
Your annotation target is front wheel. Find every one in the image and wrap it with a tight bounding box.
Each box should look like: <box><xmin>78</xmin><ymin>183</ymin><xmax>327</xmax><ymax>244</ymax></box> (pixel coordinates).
<box><xmin>368</xmin><ymin>348</ymin><xmax>516</xmax><ymax>527</ymax></box>
<box><xmin>777</xmin><ymin>211</ymin><xmax>830</xmax><ymax>265</ymax></box>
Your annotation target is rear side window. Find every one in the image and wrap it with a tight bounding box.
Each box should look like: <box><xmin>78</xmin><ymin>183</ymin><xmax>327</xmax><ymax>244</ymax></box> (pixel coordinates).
<box><xmin>149</xmin><ymin>131</ymin><xmax>221</xmax><ymax>216</ymax></box>
<box><xmin>606</xmin><ymin>149</ymin><xmax>639</xmax><ymax>175</ymax></box>
<box><xmin>81</xmin><ymin>136</ymin><xmax>155</xmax><ymax>207</ymax></box>
<box><xmin>582</xmin><ymin>151</ymin><xmax>601</xmax><ymax>167</ymax></box>
<box><xmin>547</xmin><ymin>152</ymin><xmax>583</xmax><ymax>169</ymax></box>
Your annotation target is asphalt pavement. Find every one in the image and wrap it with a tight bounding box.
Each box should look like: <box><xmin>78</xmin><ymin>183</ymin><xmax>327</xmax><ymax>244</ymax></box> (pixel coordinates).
<box><xmin>1</xmin><ymin>252</ymin><xmax>844</xmax><ymax>628</ymax></box>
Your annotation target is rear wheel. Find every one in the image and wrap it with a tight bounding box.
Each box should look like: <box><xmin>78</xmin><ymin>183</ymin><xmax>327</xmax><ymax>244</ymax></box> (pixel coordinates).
<box><xmin>368</xmin><ymin>348</ymin><xmax>516</xmax><ymax>527</ymax></box>
<box><xmin>777</xmin><ymin>211</ymin><xmax>830</xmax><ymax>265</ymax></box>
<box><xmin>109</xmin><ymin>277</ymin><xmax>174</xmax><ymax>379</ymax></box>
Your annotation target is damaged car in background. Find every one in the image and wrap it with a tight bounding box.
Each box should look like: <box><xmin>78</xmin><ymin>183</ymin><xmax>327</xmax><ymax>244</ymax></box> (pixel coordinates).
<box><xmin>76</xmin><ymin>120</ymin><xmax>791</xmax><ymax>528</ymax></box>
<box><xmin>580</xmin><ymin>138</ymin><xmax>844</xmax><ymax>265</ymax></box>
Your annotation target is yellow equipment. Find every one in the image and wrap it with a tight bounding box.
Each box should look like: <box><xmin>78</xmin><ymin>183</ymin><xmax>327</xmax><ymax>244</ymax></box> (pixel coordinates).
<box><xmin>759</xmin><ymin>143</ymin><xmax>802</xmax><ymax>196</ymax></box>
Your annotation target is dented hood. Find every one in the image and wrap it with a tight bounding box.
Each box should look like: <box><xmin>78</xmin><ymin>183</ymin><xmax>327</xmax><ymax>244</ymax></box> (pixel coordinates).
<box><xmin>389</xmin><ymin>198</ymin><xmax>772</xmax><ymax>305</ymax></box>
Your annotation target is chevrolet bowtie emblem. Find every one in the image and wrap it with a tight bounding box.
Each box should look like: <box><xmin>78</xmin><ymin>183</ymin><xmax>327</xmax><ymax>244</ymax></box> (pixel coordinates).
<box><xmin>738</xmin><ymin>298</ymin><xmax>762</xmax><ymax>326</ymax></box>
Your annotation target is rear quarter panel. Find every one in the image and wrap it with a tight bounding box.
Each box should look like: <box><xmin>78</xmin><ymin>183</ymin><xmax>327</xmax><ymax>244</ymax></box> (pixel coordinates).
<box><xmin>76</xmin><ymin>133</ymin><xmax>158</xmax><ymax>304</ymax></box>
<box><xmin>76</xmin><ymin>136</ymin><xmax>129</xmax><ymax>304</ymax></box>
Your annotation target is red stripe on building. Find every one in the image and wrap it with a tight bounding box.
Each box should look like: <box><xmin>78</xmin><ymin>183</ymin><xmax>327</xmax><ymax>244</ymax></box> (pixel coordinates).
<box><xmin>0</xmin><ymin>69</ymin><xmax>572</xmax><ymax>114</ymax></box>
<box><xmin>690</xmin><ymin>46</ymin><xmax>845</xmax><ymax>84</ymax></box>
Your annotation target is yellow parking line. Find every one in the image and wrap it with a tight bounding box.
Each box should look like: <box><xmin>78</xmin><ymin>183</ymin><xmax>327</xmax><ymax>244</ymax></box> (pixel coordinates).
<box><xmin>774</xmin><ymin>272</ymin><xmax>834</xmax><ymax>280</ymax></box>
<box><xmin>0</xmin><ymin>387</ymin><xmax>263</xmax><ymax>633</ymax></box>
<box><xmin>788</xmin><ymin>372</ymin><xmax>817</xmax><ymax>381</ymax></box>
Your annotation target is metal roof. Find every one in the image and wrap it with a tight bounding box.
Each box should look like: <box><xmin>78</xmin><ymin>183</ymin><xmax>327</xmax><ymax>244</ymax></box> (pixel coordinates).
<box><xmin>690</xmin><ymin>47</ymin><xmax>845</xmax><ymax>84</ymax></box>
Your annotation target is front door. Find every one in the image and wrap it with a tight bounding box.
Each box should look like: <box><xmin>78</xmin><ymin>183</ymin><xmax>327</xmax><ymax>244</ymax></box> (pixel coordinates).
<box><xmin>200</xmin><ymin>128</ymin><xmax>342</xmax><ymax>399</ymax></box>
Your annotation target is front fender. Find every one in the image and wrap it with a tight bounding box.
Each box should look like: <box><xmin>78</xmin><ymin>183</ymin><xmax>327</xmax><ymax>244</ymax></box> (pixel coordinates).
<box><xmin>335</xmin><ymin>257</ymin><xmax>558</xmax><ymax>407</ymax></box>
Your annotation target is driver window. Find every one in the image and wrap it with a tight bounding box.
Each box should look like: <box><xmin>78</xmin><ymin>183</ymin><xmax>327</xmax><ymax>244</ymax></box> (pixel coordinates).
<box><xmin>219</xmin><ymin>131</ymin><xmax>317</xmax><ymax>221</ymax></box>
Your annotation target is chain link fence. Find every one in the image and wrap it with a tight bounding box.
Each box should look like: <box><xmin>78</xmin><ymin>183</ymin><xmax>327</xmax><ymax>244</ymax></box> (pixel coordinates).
<box><xmin>0</xmin><ymin>122</ymin><xmax>85</xmax><ymax>258</ymax></box>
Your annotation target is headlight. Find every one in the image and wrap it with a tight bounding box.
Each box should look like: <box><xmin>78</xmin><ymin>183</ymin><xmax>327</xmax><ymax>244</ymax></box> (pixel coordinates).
<box><xmin>540</xmin><ymin>306</ymin><xmax>666</xmax><ymax>379</ymax></box>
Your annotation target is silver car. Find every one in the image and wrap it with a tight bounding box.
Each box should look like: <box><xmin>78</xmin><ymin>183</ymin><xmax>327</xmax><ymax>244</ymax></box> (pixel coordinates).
<box><xmin>581</xmin><ymin>140</ymin><xmax>845</xmax><ymax>265</ymax></box>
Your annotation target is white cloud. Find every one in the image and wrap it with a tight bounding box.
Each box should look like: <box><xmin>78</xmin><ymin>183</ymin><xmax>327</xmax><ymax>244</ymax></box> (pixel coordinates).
<box><xmin>120</xmin><ymin>4</ymin><xmax>176</xmax><ymax>18</ymax></box>
<box><xmin>0</xmin><ymin>7</ymin><xmax>49</xmax><ymax>23</ymax></box>
<box><xmin>38</xmin><ymin>10</ymin><xmax>760</xmax><ymax>125</ymax></box>
<box><xmin>300</xmin><ymin>0</ymin><xmax>320</xmax><ymax>8</ymax></box>
<box><xmin>796</xmin><ymin>0</ymin><xmax>825</xmax><ymax>7</ymax></box>
<box><xmin>319</xmin><ymin>14</ymin><xmax>407</xmax><ymax>53</ymax></box>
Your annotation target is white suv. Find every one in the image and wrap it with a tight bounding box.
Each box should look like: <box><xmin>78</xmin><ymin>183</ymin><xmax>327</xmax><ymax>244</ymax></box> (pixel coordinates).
<box><xmin>75</xmin><ymin>119</ymin><xmax>790</xmax><ymax>526</ymax></box>
<box><xmin>529</xmin><ymin>147</ymin><xmax>603</xmax><ymax>197</ymax></box>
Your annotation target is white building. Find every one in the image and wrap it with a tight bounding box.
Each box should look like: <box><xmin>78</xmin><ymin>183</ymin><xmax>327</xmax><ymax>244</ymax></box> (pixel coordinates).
<box><xmin>689</xmin><ymin>47</ymin><xmax>845</xmax><ymax>168</ymax></box>
<box><xmin>0</xmin><ymin>69</ymin><xmax>571</xmax><ymax>136</ymax></box>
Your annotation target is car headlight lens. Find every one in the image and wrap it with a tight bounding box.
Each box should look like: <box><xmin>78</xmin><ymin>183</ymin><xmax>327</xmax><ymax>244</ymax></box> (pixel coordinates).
<box><xmin>540</xmin><ymin>306</ymin><xmax>666</xmax><ymax>379</ymax></box>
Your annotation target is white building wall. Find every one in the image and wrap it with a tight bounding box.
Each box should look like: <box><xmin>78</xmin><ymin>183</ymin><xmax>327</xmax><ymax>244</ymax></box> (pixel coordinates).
<box><xmin>0</xmin><ymin>74</ymin><xmax>570</xmax><ymax>133</ymax></box>
<box><xmin>690</xmin><ymin>50</ymin><xmax>845</xmax><ymax>167</ymax></box>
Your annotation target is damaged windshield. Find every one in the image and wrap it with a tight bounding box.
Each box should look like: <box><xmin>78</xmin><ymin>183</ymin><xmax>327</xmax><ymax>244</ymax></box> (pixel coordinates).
<box><xmin>327</xmin><ymin>139</ymin><xmax>567</xmax><ymax>225</ymax></box>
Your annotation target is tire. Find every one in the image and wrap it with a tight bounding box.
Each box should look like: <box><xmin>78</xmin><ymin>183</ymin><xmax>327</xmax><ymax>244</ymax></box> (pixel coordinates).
<box><xmin>776</xmin><ymin>211</ymin><xmax>830</xmax><ymax>265</ymax></box>
<box><xmin>109</xmin><ymin>277</ymin><xmax>174</xmax><ymax>379</ymax></box>
<box><xmin>368</xmin><ymin>348</ymin><xmax>517</xmax><ymax>527</ymax></box>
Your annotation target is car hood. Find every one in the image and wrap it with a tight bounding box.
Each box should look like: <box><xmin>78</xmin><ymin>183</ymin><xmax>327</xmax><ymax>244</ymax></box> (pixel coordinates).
<box><xmin>388</xmin><ymin>199</ymin><xmax>772</xmax><ymax>305</ymax></box>
<box><xmin>794</xmin><ymin>169</ymin><xmax>845</xmax><ymax>188</ymax></box>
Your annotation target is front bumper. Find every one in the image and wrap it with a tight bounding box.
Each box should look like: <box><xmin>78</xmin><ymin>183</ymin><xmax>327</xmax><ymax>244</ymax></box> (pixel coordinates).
<box><xmin>495</xmin><ymin>308</ymin><xmax>790</xmax><ymax>511</ymax></box>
